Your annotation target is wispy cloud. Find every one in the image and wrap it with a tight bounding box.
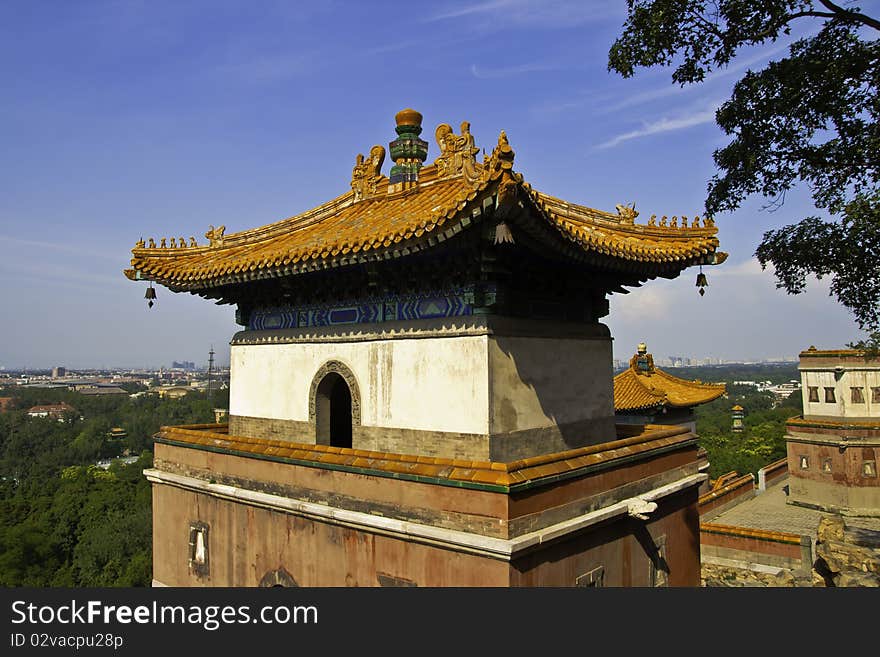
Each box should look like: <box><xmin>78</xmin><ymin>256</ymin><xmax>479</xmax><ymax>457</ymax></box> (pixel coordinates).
<box><xmin>595</xmin><ymin>107</ymin><xmax>717</xmax><ymax>149</ymax></box>
<box><xmin>0</xmin><ymin>258</ymin><xmax>126</xmax><ymax>288</ymax></box>
<box><xmin>426</xmin><ymin>0</ymin><xmax>623</xmax><ymax>28</ymax></box>
<box><xmin>0</xmin><ymin>235</ymin><xmax>119</xmax><ymax>261</ymax></box>
<box><xmin>708</xmin><ymin>257</ymin><xmax>775</xmax><ymax>278</ymax></box>
<box><xmin>581</xmin><ymin>37</ymin><xmax>800</xmax><ymax>118</ymax></box>
<box><xmin>429</xmin><ymin>0</ymin><xmax>514</xmax><ymax>21</ymax></box>
<box><xmin>470</xmin><ymin>62</ymin><xmax>557</xmax><ymax>79</ymax></box>
<box><xmin>603</xmin><ymin>83</ymin><xmax>691</xmax><ymax>113</ymax></box>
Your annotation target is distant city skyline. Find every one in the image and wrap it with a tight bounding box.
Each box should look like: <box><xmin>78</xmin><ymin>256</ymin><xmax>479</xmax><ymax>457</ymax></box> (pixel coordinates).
<box><xmin>0</xmin><ymin>2</ymin><xmax>869</xmax><ymax>371</ymax></box>
<box><xmin>1</xmin><ymin>353</ymin><xmax>804</xmax><ymax>373</ymax></box>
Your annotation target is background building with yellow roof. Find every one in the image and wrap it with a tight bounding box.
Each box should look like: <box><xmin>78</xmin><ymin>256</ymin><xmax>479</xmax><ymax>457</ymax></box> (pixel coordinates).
<box><xmin>614</xmin><ymin>342</ymin><xmax>727</xmax><ymax>433</ymax></box>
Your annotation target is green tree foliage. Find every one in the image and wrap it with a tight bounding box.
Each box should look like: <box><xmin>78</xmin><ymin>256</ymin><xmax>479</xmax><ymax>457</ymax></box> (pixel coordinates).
<box><xmin>0</xmin><ymin>387</ymin><xmax>216</xmax><ymax>586</ymax></box>
<box><xmin>609</xmin><ymin>1</ymin><xmax>880</xmax><ymax>332</ymax></box>
<box><xmin>694</xmin><ymin>388</ymin><xmax>802</xmax><ymax>479</ymax></box>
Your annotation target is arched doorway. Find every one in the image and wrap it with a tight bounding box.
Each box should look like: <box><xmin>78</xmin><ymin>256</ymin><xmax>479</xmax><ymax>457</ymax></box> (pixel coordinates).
<box><xmin>315</xmin><ymin>372</ymin><xmax>353</xmax><ymax>448</ymax></box>
<box><xmin>309</xmin><ymin>360</ymin><xmax>361</xmax><ymax>449</ymax></box>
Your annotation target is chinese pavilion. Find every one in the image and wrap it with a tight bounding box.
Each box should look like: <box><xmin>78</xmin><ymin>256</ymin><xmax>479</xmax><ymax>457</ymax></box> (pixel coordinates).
<box><xmin>614</xmin><ymin>343</ymin><xmax>726</xmax><ymax>433</ymax></box>
<box><xmin>126</xmin><ymin>109</ymin><xmax>727</xmax><ymax>586</ymax></box>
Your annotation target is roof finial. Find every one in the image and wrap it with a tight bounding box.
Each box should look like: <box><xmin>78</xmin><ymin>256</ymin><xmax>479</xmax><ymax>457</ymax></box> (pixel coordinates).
<box><xmin>631</xmin><ymin>343</ymin><xmax>654</xmax><ymax>373</ymax></box>
<box><xmin>388</xmin><ymin>108</ymin><xmax>428</xmax><ymax>193</ymax></box>
<box><xmin>433</xmin><ymin>120</ymin><xmax>479</xmax><ymax>184</ymax></box>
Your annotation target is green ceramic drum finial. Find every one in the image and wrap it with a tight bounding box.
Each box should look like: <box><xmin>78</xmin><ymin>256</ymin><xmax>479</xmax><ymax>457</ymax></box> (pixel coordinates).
<box><xmin>389</xmin><ymin>108</ymin><xmax>428</xmax><ymax>190</ymax></box>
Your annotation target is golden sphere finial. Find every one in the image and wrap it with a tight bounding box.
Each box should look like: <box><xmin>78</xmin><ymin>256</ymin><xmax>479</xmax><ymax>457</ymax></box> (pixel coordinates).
<box><xmin>395</xmin><ymin>108</ymin><xmax>423</xmax><ymax>127</ymax></box>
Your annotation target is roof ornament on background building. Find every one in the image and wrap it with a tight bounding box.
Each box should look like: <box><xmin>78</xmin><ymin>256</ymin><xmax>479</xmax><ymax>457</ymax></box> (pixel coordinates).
<box><xmin>388</xmin><ymin>108</ymin><xmax>429</xmax><ymax>193</ymax></box>
<box><xmin>351</xmin><ymin>145</ymin><xmax>386</xmax><ymax>201</ymax></box>
<box><xmin>614</xmin><ymin>343</ymin><xmax>726</xmax><ymax>413</ymax></box>
<box><xmin>205</xmin><ymin>224</ymin><xmax>226</xmax><ymax>247</ymax></box>
<box><xmin>631</xmin><ymin>342</ymin><xmax>655</xmax><ymax>374</ymax></box>
<box><xmin>434</xmin><ymin>121</ymin><xmax>480</xmax><ymax>184</ymax></box>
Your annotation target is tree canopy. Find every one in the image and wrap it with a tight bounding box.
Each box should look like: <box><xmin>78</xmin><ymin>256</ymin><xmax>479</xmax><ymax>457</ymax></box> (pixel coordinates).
<box><xmin>0</xmin><ymin>386</ymin><xmax>221</xmax><ymax>586</ymax></box>
<box><xmin>609</xmin><ymin>1</ymin><xmax>880</xmax><ymax>332</ymax></box>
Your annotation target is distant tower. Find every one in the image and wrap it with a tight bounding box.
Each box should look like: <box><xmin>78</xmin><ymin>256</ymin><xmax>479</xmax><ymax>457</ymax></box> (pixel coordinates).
<box><xmin>731</xmin><ymin>405</ymin><xmax>744</xmax><ymax>433</ymax></box>
<box><xmin>207</xmin><ymin>346</ymin><xmax>215</xmax><ymax>402</ymax></box>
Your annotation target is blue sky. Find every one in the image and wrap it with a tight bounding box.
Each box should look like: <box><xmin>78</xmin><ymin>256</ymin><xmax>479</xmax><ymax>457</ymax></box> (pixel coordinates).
<box><xmin>0</xmin><ymin>0</ymin><xmax>870</xmax><ymax>369</ymax></box>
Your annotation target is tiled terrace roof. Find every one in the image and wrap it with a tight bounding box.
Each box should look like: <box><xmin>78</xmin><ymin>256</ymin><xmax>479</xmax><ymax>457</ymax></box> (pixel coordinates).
<box><xmin>154</xmin><ymin>422</ymin><xmax>696</xmax><ymax>492</ymax></box>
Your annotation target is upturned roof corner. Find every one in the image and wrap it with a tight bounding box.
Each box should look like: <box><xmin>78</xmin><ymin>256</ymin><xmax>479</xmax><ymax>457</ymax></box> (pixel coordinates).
<box><xmin>124</xmin><ymin>109</ymin><xmax>725</xmax><ymax>294</ymax></box>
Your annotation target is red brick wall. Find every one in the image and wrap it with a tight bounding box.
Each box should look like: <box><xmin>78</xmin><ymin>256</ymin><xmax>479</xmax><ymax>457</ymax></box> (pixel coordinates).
<box><xmin>700</xmin><ymin>523</ymin><xmax>806</xmax><ymax>566</ymax></box>
<box><xmin>698</xmin><ymin>474</ymin><xmax>755</xmax><ymax>516</ymax></box>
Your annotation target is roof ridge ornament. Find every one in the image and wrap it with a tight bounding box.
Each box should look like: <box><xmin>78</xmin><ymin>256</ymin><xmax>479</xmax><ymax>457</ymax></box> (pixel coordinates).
<box><xmin>388</xmin><ymin>108</ymin><xmax>428</xmax><ymax>194</ymax></box>
<box><xmin>205</xmin><ymin>224</ymin><xmax>226</xmax><ymax>248</ymax></box>
<box><xmin>433</xmin><ymin>120</ymin><xmax>480</xmax><ymax>184</ymax></box>
<box><xmin>478</xmin><ymin>130</ymin><xmax>516</xmax><ymax>185</ymax></box>
<box><xmin>631</xmin><ymin>343</ymin><xmax>655</xmax><ymax>374</ymax></box>
<box><xmin>351</xmin><ymin>145</ymin><xmax>386</xmax><ymax>201</ymax></box>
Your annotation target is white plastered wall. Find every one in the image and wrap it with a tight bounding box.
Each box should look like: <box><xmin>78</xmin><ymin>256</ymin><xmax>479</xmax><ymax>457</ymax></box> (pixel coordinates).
<box><xmin>488</xmin><ymin>334</ymin><xmax>614</xmax><ymax>433</ymax></box>
<box><xmin>801</xmin><ymin>368</ymin><xmax>880</xmax><ymax>419</ymax></box>
<box><xmin>229</xmin><ymin>335</ymin><xmax>490</xmax><ymax>434</ymax></box>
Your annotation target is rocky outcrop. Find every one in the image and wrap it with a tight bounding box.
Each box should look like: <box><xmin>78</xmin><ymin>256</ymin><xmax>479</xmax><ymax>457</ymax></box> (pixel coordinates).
<box><xmin>701</xmin><ymin>563</ymin><xmax>809</xmax><ymax>587</ymax></box>
<box><xmin>812</xmin><ymin>517</ymin><xmax>880</xmax><ymax>587</ymax></box>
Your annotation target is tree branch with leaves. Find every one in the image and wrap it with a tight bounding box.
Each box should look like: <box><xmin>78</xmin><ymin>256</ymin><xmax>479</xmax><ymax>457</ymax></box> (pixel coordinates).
<box><xmin>609</xmin><ymin>1</ymin><xmax>880</xmax><ymax>332</ymax></box>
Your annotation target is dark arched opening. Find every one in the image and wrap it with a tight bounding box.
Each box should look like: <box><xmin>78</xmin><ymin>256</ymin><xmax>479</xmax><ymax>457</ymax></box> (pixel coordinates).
<box><xmin>259</xmin><ymin>568</ymin><xmax>298</xmax><ymax>587</ymax></box>
<box><xmin>315</xmin><ymin>372</ymin><xmax>353</xmax><ymax>448</ymax></box>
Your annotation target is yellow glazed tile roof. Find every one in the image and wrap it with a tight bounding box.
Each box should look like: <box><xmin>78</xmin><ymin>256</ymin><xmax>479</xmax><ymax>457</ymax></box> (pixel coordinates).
<box><xmin>154</xmin><ymin>422</ymin><xmax>696</xmax><ymax>490</ymax></box>
<box><xmin>614</xmin><ymin>346</ymin><xmax>726</xmax><ymax>412</ymax></box>
<box><xmin>124</xmin><ymin>116</ymin><xmax>725</xmax><ymax>291</ymax></box>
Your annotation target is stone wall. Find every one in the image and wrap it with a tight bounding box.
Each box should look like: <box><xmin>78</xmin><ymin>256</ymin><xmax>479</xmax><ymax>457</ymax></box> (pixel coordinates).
<box><xmin>811</xmin><ymin>516</ymin><xmax>880</xmax><ymax>586</ymax></box>
<box><xmin>701</xmin><ymin>516</ymin><xmax>880</xmax><ymax>587</ymax></box>
<box><xmin>701</xmin><ymin>562</ymin><xmax>809</xmax><ymax>587</ymax></box>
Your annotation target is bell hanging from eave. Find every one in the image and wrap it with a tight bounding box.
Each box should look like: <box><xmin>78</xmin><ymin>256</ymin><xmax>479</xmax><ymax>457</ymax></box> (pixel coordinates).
<box><xmin>695</xmin><ymin>266</ymin><xmax>708</xmax><ymax>297</ymax></box>
<box><xmin>145</xmin><ymin>281</ymin><xmax>157</xmax><ymax>308</ymax></box>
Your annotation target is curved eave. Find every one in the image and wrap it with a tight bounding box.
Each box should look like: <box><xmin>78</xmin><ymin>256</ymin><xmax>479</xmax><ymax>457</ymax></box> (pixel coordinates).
<box><xmin>614</xmin><ymin>367</ymin><xmax>726</xmax><ymax>412</ymax></box>
<box><xmin>124</xmin><ymin>163</ymin><xmax>727</xmax><ymax>293</ymax></box>
<box><xmin>511</xmin><ymin>185</ymin><xmax>724</xmax><ymax>280</ymax></box>
<box><xmin>128</xmin><ymin>170</ymin><xmax>501</xmax><ymax>292</ymax></box>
